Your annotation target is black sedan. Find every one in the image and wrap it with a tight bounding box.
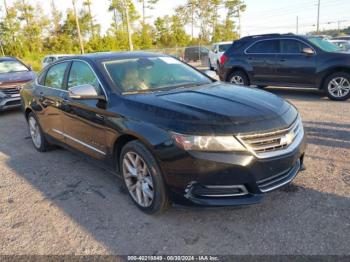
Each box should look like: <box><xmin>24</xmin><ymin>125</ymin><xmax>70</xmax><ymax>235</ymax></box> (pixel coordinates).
<box><xmin>20</xmin><ymin>52</ymin><xmax>306</xmax><ymax>214</ymax></box>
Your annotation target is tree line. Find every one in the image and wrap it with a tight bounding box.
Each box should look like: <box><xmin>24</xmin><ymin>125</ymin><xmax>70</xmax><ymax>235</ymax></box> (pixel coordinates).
<box><xmin>0</xmin><ymin>0</ymin><xmax>245</xmax><ymax>69</ymax></box>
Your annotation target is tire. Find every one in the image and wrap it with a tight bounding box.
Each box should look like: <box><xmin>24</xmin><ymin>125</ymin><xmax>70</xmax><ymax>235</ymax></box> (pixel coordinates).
<box><xmin>323</xmin><ymin>72</ymin><xmax>350</xmax><ymax>101</ymax></box>
<box><xmin>228</xmin><ymin>70</ymin><xmax>250</xmax><ymax>86</ymax></box>
<box><xmin>208</xmin><ymin>59</ymin><xmax>214</xmax><ymax>70</ymax></box>
<box><xmin>27</xmin><ymin>112</ymin><xmax>50</xmax><ymax>152</ymax></box>
<box><xmin>120</xmin><ymin>140</ymin><xmax>170</xmax><ymax>214</ymax></box>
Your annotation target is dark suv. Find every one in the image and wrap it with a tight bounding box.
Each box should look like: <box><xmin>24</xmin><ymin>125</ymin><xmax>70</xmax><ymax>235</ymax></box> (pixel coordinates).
<box><xmin>219</xmin><ymin>34</ymin><xmax>350</xmax><ymax>101</ymax></box>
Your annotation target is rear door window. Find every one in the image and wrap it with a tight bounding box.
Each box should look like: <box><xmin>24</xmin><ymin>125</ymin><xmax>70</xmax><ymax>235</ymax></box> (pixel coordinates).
<box><xmin>246</xmin><ymin>40</ymin><xmax>279</xmax><ymax>54</ymax></box>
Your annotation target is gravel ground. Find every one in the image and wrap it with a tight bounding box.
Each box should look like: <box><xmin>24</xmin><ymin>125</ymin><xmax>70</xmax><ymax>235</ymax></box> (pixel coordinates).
<box><xmin>0</xmin><ymin>87</ymin><xmax>349</xmax><ymax>255</ymax></box>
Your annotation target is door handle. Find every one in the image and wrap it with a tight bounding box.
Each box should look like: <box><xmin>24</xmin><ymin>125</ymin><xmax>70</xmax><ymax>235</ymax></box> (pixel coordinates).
<box><xmin>279</xmin><ymin>59</ymin><xmax>286</xmax><ymax>62</ymax></box>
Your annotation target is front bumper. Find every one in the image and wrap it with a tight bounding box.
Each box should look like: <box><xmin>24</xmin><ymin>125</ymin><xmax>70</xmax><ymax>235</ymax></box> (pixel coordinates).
<box><xmin>159</xmin><ymin>135</ymin><xmax>306</xmax><ymax>207</ymax></box>
<box><xmin>0</xmin><ymin>96</ymin><xmax>21</xmax><ymax>111</ymax></box>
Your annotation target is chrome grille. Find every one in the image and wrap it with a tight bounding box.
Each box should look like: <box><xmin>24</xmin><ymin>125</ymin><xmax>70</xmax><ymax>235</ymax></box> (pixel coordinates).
<box><xmin>238</xmin><ymin>117</ymin><xmax>304</xmax><ymax>159</ymax></box>
<box><xmin>1</xmin><ymin>87</ymin><xmax>20</xmax><ymax>95</ymax></box>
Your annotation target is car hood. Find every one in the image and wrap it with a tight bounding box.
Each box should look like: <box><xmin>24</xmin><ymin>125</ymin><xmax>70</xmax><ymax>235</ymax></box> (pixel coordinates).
<box><xmin>0</xmin><ymin>71</ymin><xmax>36</xmax><ymax>88</ymax></box>
<box><xmin>117</xmin><ymin>82</ymin><xmax>298</xmax><ymax>135</ymax></box>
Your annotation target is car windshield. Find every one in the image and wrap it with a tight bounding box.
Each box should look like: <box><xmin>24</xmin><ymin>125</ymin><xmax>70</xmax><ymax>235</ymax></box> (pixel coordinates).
<box><xmin>0</xmin><ymin>60</ymin><xmax>29</xmax><ymax>74</ymax></box>
<box><xmin>103</xmin><ymin>56</ymin><xmax>212</xmax><ymax>94</ymax></box>
<box><xmin>307</xmin><ymin>37</ymin><xmax>342</xmax><ymax>52</ymax></box>
<box><xmin>219</xmin><ymin>44</ymin><xmax>231</xmax><ymax>52</ymax></box>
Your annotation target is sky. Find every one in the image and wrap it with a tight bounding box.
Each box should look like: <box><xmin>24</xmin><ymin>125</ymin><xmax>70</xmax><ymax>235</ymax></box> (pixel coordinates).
<box><xmin>3</xmin><ymin>0</ymin><xmax>350</xmax><ymax>36</ymax></box>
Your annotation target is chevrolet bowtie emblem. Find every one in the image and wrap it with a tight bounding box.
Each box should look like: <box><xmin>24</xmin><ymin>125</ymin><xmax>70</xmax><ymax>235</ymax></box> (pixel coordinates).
<box><xmin>280</xmin><ymin>132</ymin><xmax>295</xmax><ymax>146</ymax></box>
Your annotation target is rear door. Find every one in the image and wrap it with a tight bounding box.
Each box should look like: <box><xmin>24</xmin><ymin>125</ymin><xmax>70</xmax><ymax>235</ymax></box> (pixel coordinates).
<box><xmin>34</xmin><ymin>61</ymin><xmax>71</xmax><ymax>142</ymax></box>
<box><xmin>60</xmin><ymin>60</ymin><xmax>108</xmax><ymax>160</ymax></box>
<box><xmin>275</xmin><ymin>38</ymin><xmax>317</xmax><ymax>85</ymax></box>
<box><xmin>245</xmin><ymin>39</ymin><xmax>279</xmax><ymax>83</ymax></box>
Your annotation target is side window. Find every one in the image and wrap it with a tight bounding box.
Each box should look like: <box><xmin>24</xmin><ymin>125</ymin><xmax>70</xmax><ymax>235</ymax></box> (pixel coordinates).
<box><xmin>37</xmin><ymin>70</ymin><xmax>47</xmax><ymax>85</ymax></box>
<box><xmin>280</xmin><ymin>39</ymin><xmax>309</xmax><ymax>54</ymax></box>
<box><xmin>44</xmin><ymin>62</ymin><xmax>69</xmax><ymax>89</ymax></box>
<box><xmin>246</xmin><ymin>40</ymin><xmax>279</xmax><ymax>54</ymax></box>
<box><xmin>68</xmin><ymin>61</ymin><xmax>100</xmax><ymax>93</ymax></box>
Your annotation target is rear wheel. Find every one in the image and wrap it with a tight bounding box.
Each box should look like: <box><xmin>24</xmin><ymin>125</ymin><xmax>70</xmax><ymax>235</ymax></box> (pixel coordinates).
<box><xmin>27</xmin><ymin>112</ymin><xmax>50</xmax><ymax>152</ymax></box>
<box><xmin>120</xmin><ymin>141</ymin><xmax>170</xmax><ymax>214</ymax></box>
<box><xmin>323</xmin><ymin>72</ymin><xmax>350</xmax><ymax>101</ymax></box>
<box><xmin>228</xmin><ymin>71</ymin><xmax>249</xmax><ymax>86</ymax></box>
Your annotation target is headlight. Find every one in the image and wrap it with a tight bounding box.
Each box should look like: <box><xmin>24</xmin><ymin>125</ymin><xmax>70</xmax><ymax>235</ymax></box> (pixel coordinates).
<box><xmin>172</xmin><ymin>133</ymin><xmax>246</xmax><ymax>152</ymax></box>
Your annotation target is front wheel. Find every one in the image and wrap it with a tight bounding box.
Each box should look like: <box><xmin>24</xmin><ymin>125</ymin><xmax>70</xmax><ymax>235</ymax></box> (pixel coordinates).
<box><xmin>120</xmin><ymin>141</ymin><xmax>170</xmax><ymax>214</ymax></box>
<box><xmin>324</xmin><ymin>72</ymin><xmax>350</xmax><ymax>101</ymax></box>
<box><xmin>228</xmin><ymin>71</ymin><xmax>249</xmax><ymax>86</ymax></box>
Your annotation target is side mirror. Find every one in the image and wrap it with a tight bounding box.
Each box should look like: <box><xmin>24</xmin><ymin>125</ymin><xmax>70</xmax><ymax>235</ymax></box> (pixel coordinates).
<box><xmin>203</xmin><ymin>70</ymin><xmax>217</xmax><ymax>79</ymax></box>
<box><xmin>302</xmin><ymin>47</ymin><xmax>315</xmax><ymax>55</ymax></box>
<box><xmin>68</xmin><ymin>84</ymin><xmax>105</xmax><ymax>100</ymax></box>
<box><xmin>28</xmin><ymin>64</ymin><xmax>33</xmax><ymax>71</ymax></box>
<box><xmin>214</xmin><ymin>50</ymin><xmax>218</xmax><ymax>54</ymax></box>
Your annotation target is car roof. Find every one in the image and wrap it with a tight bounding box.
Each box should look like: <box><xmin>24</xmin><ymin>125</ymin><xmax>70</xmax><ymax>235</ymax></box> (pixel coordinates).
<box><xmin>0</xmin><ymin>56</ymin><xmax>19</xmax><ymax>62</ymax></box>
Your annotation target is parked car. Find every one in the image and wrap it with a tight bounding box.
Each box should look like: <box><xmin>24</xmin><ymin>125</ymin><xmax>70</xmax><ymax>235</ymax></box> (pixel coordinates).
<box><xmin>219</xmin><ymin>33</ymin><xmax>350</xmax><ymax>101</ymax></box>
<box><xmin>21</xmin><ymin>52</ymin><xmax>306</xmax><ymax>214</ymax></box>
<box><xmin>183</xmin><ymin>46</ymin><xmax>209</xmax><ymax>63</ymax></box>
<box><xmin>208</xmin><ymin>41</ymin><xmax>232</xmax><ymax>71</ymax></box>
<box><xmin>332</xmin><ymin>35</ymin><xmax>350</xmax><ymax>41</ymax></box>
<box><xmin>42</xmin><ymin>54</ymin><xmax>74</xmax><ymax>68</ymax></box>
<box><xmin>329</xmin><ymin>40</ymin><xmax>350</xmax><ymax>52</ymax></box>
<box><xmin>0</xmin><ymin>57</ymin><xmax>36</xmax><ymax>111</ymax></box>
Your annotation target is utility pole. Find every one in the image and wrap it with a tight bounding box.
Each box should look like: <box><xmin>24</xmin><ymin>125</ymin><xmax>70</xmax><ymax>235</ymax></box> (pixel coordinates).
<box><xmin>316</xmin><ymin>0</ymin><xmax>320</xmax><ymax>33</ymax></box>
<box><xmin>123</xmin><ymin>0</ymin><xmax>133</xmax><ymax>51</ymax></box>
<box><xmin>296</xmin><ymin>16</ymin><xmax>299</xmax><ymax>34</ymax></box>
<box><xmin>337</xmin><ymin>20</ymin><xmax>346</xmax><ymax>33</ymax></box>
<box><xmin>72</xmin><ymin>0</ymin><xmax>85</xmax><ymax>54</ymax></box>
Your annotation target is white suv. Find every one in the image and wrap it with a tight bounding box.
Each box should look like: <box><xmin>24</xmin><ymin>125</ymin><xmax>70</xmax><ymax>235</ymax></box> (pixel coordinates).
<box><xmin>208</xmin><ymin>42</ymin><xmax>232</xmax><ymax>71</ymax></box>
<box><xmin>42</xmin><ymin>54</ymin><xmax>74</xmax><ymax>69</ymax></box>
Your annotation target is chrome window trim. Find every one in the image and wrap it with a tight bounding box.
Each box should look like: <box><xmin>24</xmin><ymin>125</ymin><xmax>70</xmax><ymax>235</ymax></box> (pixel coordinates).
<box><xmin>52</xmin><ymin>129</ymin><xmax>106</xmax><ymax>155</ymax></box>
<box><xmin>244</xmin><ymin>37</ymin><xmax>317</xmax><ymax>55</ymax></box>
<box><xmin>35</xmin><ymin>59</ymin><xmax>108</xmax><ymax>101</ymax></box>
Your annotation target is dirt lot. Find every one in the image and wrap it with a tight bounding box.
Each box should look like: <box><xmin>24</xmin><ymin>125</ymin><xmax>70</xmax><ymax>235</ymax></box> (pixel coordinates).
<box><xmin>0</xmin><ymin>87</ymin><xmax>349</xmax><ymax>255</ymax></box>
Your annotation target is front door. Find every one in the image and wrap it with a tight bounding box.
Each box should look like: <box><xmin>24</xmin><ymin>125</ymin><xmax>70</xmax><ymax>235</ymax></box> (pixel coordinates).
<box><xmin>60</xmin><ymin>61</ymin><xmax>108</xmax><ymax>160</ymax></box>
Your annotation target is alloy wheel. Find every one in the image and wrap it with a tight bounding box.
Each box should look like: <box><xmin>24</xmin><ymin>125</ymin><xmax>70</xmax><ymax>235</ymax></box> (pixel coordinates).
<box><xmin>122</xmin><ymin>152</ymin><xmax>154</xmax><ymax>207</ymax></box>
<box><xmin>28</xmin><ymin>116</ymin><xmax>42</xmax><ymax>149</ymax></box>
<box><xmin>328</xmin><ymin>77</ymin><xmax>350</xmax><ymax>98</ymax></box>
<box><xmin>230</xmin><ymin>75</ymin><xmax>244</xmax><ymax>85</ymax></box>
